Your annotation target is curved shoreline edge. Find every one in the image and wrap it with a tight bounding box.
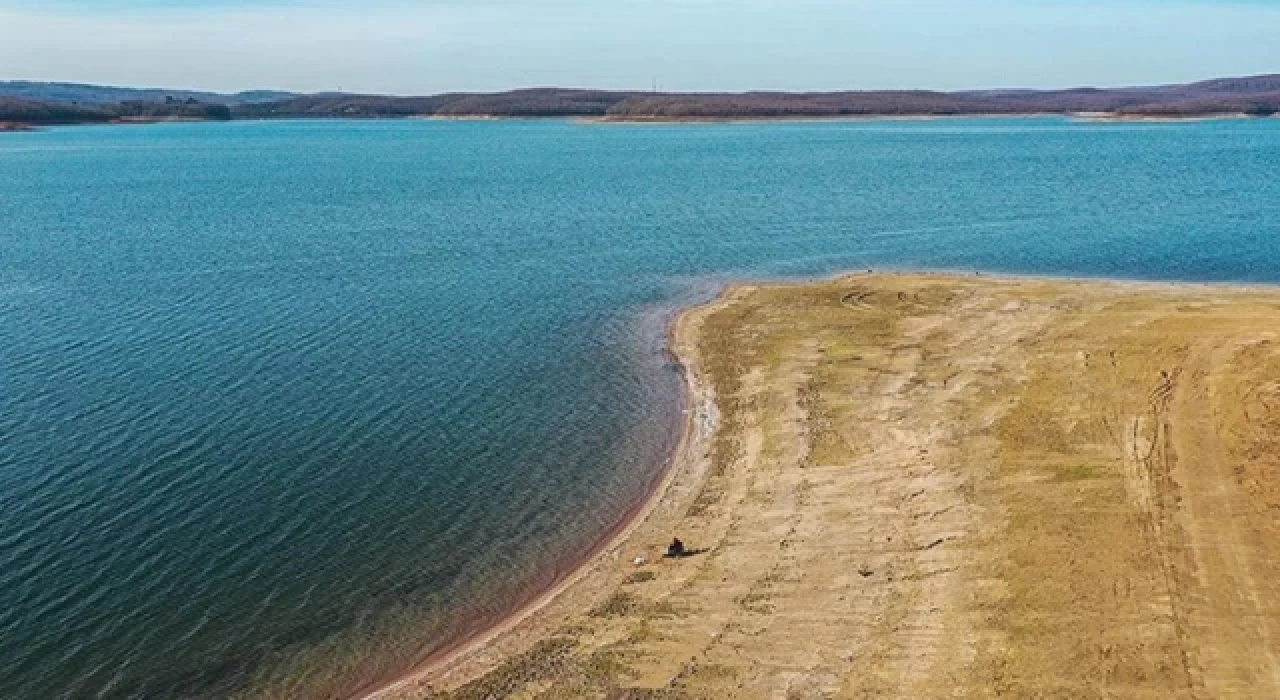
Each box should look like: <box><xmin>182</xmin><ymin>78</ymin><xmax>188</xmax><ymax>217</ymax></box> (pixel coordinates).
<box><xmin>361</xmin><ymin>289</ymin><xmax>738</xmax><ymax>700</ymax></box>
<box><xmin>356</xmin><ymin>270</ymin><xmax>1280</xmax><ymax>699</ymax></box>
<box><xmin>353</xmin><ymin>269</ymin><xmax>1254</xmax><ymax>700</ymax></box>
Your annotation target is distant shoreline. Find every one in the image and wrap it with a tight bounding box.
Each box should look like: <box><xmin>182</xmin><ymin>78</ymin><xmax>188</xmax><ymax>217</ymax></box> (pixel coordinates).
<box><xmin>2</xmin><ymin>111</ymin><xmax>1275</xmax><ymax>132</ymax></box>
<box><xmin>585</xmin><ymin>111</ymin><xmax>1275</xmax><ymax>125</ymax></box>
<box><xmin>1068</xmin><ymin>111</ymin><xmax>1271</xmax><ymax>123</ymax></box>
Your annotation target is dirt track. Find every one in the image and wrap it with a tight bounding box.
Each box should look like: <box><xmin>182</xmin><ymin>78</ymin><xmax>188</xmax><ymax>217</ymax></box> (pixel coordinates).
<box><xmin>379</xmin><ymin>274</ymin><xmax>1280</xmax><ymax>699</ymax></box>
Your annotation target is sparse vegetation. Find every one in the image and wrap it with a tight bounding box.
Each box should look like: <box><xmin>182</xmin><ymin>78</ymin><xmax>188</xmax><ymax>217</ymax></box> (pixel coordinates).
<box><xmin>621</xmin><ymin>570</ymin><xmax>657</xmax><ymax>585</ymax></box>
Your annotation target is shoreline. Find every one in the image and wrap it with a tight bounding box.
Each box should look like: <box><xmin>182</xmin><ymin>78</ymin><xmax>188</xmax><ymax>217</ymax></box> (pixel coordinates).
<box><xmin>362</xmin><ymin>270</ymin><xmax>1280</xmax><ymax>698</ymax></box>
<box><xmin>1069</xmin><ymin>111</ymin><xmax>1272</xmax><ymax>123</ymax></box>
<box><xmin>579</xmin><ymin>112</ymin><xmax>1266</xmax><ymax>125</ymax></box>
<box><xmin>5</xmin><ymin>112</ymin><xmax>1275</xmax><ymax>133</ymax></box>
<box><xmin>579</xmin><ymin>113</ymin><xmax>1062</xmax><ymax>125</ymax></box>
<box><xmin>361</xmin><ymin>291</ymin><xmax>731</xmax><ymax>699</ymax></box>
<box><xmin>356</xmin><ymin>268</ymin><xmax>1262</xmax><ymax>699</ymax></box>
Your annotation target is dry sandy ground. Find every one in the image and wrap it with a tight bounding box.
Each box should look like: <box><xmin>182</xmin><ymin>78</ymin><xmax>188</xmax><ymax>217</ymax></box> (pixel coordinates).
<box><xmin>373</xmin><ymin>273</ymin><xmax>1280</xmax><ymax>700</ymax></box>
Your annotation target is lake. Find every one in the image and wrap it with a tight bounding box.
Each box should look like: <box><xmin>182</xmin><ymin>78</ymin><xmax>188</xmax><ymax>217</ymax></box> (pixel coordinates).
<box><xmin>2</xmin><ymin>117</ymin><xmax>1278</xmax><ymax>698</ymax></box>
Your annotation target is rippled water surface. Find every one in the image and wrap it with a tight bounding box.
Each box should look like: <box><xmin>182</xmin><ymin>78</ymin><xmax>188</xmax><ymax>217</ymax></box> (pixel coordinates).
<box><xmin>2</xmin><ymin>118</ymin><xmax>1279</xmax><ymax>698</ymax></box>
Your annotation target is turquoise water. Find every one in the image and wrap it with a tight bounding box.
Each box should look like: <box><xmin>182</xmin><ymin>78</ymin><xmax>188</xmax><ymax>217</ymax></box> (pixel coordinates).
<box><xmin>2</xmin><ymin>117</ymin><xmax>1279</xmax><ymax>699</ymax></box>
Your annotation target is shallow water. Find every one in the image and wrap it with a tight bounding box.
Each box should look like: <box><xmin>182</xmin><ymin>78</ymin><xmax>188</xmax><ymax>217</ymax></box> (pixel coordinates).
<box><xmin>2</xmin><ymin>117</ymin><xmax>1279</xmax><ymax>698</ymax></box>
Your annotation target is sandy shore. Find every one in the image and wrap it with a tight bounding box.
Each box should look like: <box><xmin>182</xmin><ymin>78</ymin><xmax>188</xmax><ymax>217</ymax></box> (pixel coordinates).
<box><xmin>370</xmin><ymin>273</ymin><xmax>1280</xmax><ymax>699</ymax></box>
<box><xmin>363</xmin><ymin>293</ymin><xmax>731</xmax><ymax>700</ymax></box>
<box><xmin>578</xmin><ymin>114</ymin><xmax>1057</xmax><ymax>125</ymax></box>
<box><xmin>580</xmin><ymin>112</ymin><xmax>1273</xmax><ymax>125</ymax></box>
<box><xmin>1069</xmin><ymin>112</ymin><xmax>1269</xmax><ymax>123</ymax></box>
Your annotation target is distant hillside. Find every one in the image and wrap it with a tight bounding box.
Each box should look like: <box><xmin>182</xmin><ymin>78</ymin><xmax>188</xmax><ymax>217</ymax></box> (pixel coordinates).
<box><xmin>0</xmin><ymin>81</ymin><xmax>294</xmax><ymax>106</ymax></box>
<box><xmin>1184</xmin><ymin>74</ymin><xmax>1280</xmax><ymax>94</ymax></box>
<box><xmin>596</xmin><ymin>79</ymin><xmax>1280</xmax><ymax>120</ymax></box>
<box><xmin>0</xmin><ymin>96</ymin><xmax>110</xmax><ymax>124</ymax></box>
<box><xmin>231</xmin><ymin>88</ymin><xmax>645</xmax><ymax>119</ymax></box>
<box><xmin>2</xmin><ymin>74</ymin><xmax>1277</xmax><ymax>126</ymax></box>
<box><xmin>0</xmin><ymin>96</ymin><xmax>232</xmax><ymax>125</ymax></box>
<box><xmin>230</xmin><ymin>76</ymin><xmax>1279</xmax><ymax>121</ymax></box>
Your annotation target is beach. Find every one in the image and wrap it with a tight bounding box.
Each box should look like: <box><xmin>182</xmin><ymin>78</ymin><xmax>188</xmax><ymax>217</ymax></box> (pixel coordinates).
<box><xmin>371</xmin><ymin>272</ymin><xmax>1280</xmax><ymax>699</ymax></box>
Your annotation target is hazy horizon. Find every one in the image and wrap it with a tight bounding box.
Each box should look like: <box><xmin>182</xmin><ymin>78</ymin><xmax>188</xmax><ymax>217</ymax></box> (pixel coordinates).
<box><xmin>1</xmin><ymin>0</ymin><xmax>1277</xmax><ymax>96</ymax></box>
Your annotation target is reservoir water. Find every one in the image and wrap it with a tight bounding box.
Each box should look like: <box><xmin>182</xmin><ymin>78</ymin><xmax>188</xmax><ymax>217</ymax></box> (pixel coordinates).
<box><xmin>2</xmin><ymin>117</ymin><xmax>1279</xmax><ymax>698</ymax></box>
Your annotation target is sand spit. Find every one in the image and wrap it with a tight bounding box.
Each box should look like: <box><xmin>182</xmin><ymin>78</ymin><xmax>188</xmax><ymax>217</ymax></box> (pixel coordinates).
<box><xmin>371</xmin><ymin>273</ymin><xmax>1280</xmax><ymax>699</ymax></box>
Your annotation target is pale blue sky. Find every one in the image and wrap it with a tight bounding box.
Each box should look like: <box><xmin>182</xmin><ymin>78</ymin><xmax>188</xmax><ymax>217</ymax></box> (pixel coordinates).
<box><xmin>1</xmin><ymin>0</ymin><xmax>1276</xmax><ymax>94</ymax></box>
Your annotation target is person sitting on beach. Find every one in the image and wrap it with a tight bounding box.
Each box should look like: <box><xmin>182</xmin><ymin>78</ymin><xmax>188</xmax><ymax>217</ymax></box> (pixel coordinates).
<box><xmin>666</xmin><ymin>538</ymin><xmax>685</xmax><ymax>558</ymax></box>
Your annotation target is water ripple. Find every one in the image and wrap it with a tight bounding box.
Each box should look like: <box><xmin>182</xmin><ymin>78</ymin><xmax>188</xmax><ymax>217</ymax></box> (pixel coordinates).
<box><xmin>3</xmin><ymin>117</ymin><xmax>1280</xmax><ymax>699</ymax></box>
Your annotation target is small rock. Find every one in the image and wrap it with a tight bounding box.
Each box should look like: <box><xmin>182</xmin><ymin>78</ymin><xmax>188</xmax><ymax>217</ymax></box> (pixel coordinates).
<box><xmin>633</xmin><ymin>556</ymin><xmax>647</xmax><ymax>566</ymax></box>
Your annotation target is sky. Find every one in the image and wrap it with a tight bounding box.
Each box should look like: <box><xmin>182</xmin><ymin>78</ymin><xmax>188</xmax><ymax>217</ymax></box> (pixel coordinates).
<box><xmin>0</xmin><ymin>0</ymin><xmax>1277</xmax><ymax>94</ymax></box>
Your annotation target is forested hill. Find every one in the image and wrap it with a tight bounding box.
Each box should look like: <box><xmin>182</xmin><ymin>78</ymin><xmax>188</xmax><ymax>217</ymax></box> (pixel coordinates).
<box><xmin>230</xmin><ymin>77</ymin><xmax>1280</xmax><ymax>120</ymax></box>
<box><xmin>3</xmin><ymin>75</ymin><xmax>1278</xmax><ymax>126</ymax></box>
<box><xmin>0</xmin><ymin>96</ymin><xmax>232</xmax><ymax>125</ymax></box>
